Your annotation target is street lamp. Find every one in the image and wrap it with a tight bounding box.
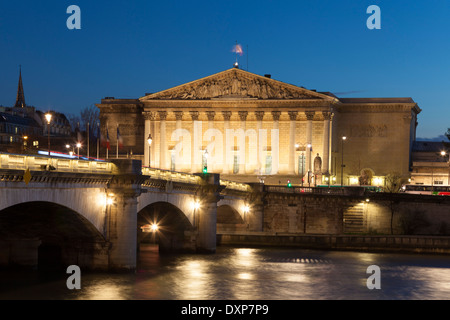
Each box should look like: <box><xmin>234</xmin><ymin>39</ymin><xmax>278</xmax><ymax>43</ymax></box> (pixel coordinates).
<box><xmin>147</xmin><ymin>134</ymin><xmax>153</xmax><ymax>167</ymax></box>
<box><xmin>341</xmin><ymin>136</ymin><xmax>347</xmax><ymax>186</ymax></box>
<box><xmin>23</xmin><ymin>135</ymin><xmax>28</xmax><ymax>153</ymax></box>
<box><xmin>301</xmin><ymin>151</ymin><xmax>304</xmax><ymax>186</ymax></box>
<box><xmin>45</xmin><ymin>113</ymin><xmax>52</xmax><ymax>156</ymax></box>
<box><xmin>441</xmin><ymin>151</ymin><xmax>450</xmax><ymax>186</ymax></box>
<box><xmin>76</xmin><ymin>142</ymin><xmax>81</xmax><ymax>159</ymax></box>
<box><xmin>307</xmin><ymin>144</ymin><xmax>312</xmax><ymax>187</ymax></box>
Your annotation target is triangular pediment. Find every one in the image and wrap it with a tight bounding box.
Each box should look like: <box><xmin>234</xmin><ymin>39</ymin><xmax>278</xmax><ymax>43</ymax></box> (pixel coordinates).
<box><xmin>140</xmin><ymin>68</ymin><xmax>334</xmax><ymax>101</ymax></box>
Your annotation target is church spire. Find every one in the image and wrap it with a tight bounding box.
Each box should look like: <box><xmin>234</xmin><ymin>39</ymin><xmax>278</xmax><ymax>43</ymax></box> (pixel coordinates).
<box><xmin>14</xmin><ymin>66</ymin><xmax>26</xmax><ymax>108</ymax></box>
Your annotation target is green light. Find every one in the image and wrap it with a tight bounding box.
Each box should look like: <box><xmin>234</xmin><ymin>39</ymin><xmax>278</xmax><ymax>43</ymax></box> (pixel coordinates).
<box><xmin>203</xmin><ymin>166</ymin><xmax>208</xmax><ymax>174</ymax></box>
<box><xmin>287</xmin><ymin>180</ymin><xmax>292</xmax><ymax>188</ymax></box>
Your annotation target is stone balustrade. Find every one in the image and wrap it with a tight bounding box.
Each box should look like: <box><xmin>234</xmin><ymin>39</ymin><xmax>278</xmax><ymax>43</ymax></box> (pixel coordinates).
<box><xmin>0</xmin><ymin>153</ymin><xmax>114</xmax><ymax>174</ymax></box>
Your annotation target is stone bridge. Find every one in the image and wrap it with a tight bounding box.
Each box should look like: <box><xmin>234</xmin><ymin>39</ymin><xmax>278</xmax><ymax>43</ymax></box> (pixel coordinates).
<box><xmin>0</xmin><ymin>153</ymin><xmax>253</xmax><ymax>272</ymax></box>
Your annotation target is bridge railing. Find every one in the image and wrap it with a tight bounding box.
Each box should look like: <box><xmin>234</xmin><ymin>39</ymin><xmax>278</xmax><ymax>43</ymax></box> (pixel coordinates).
<box><xmin>220</xmin><ymin>179</ymin><xmax>251</xmax><ymax>192</ymax></box>
<box><xmin>0</xmin><ymin>153</ymin><xmax>115</xmax><ymax>174</ymax></box>
<box><xmin>141</xmin><ymin>167</ymin><xmax>252</xmax><ymax>191</ymax></box>
<box><xmin>264</xmin><ymin>185</ymin><xmax>346</xmax><ymax>195</ymax></box>
<box><xmin>142</xmin><ymin>167</ymin><xmax>203</xmax><ymax>184</ymax></box>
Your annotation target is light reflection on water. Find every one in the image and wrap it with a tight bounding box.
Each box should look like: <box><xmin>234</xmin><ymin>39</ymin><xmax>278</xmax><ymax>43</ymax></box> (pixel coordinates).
<box><xmin>2</xmin><ymin>245</ymin><xmax>450</xmax><ymax>300</ymax></box>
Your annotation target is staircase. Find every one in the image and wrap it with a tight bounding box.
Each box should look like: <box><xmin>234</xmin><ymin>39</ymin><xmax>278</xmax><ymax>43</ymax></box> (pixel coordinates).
<box><xmin>343</xmin><ymin>204</ymin><xmax>364</xmax><ymax>233</ymax></box>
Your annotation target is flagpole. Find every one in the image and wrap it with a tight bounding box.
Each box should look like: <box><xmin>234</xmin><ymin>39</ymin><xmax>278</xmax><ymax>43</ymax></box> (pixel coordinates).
<box><xmin>87</xmin><ymin>122</ymin><xmax>90</xmax><ymax>159</ymax></box>
<box><xmin>116</xmin><ymin>124</ymin><xmax>119</xmax><ymax>159</ymax></box>
<box><xmin>106</xmin><ymin>123</ymin><xmax>109</xmax><ymax>159</ymax></box>
<box><xmin>97</xmin><ymin>122</ymin><xmax>100</xmax><ymax>160</ymax></box>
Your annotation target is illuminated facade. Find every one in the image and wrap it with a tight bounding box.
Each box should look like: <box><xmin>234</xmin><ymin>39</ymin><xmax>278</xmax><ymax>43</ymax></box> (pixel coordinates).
<box><xmin>97</xmin><ymin>66</ymin><xmax>421</xmax><ymax>185</ymax></box>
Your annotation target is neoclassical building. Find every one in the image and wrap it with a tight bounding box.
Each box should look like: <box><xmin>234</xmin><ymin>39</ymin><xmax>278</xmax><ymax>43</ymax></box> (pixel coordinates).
<box><xmin>96</xmin><ymin>66</ymin><xmax>421</xmax><ymax>186</ymax></box>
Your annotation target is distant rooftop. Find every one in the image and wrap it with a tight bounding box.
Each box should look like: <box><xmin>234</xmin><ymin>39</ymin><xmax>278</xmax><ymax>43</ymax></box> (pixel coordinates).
<box><xmin>412</xmin><ymin>141</ymin><xmax>449</xmax><ymax>153</ymax></box>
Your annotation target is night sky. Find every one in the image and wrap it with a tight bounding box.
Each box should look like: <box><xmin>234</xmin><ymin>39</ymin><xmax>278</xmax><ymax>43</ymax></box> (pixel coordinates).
<box><xmin>0</xmin><ymin>0</ymin><xmax>449</xmax><ymax>139</ymax></box>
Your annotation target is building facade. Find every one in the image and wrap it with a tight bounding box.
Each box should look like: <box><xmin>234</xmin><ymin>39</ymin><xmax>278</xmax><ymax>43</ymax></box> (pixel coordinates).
<box><xmin>410</xmin><ymin>141</ymin><xmax>450</xmax><ymax>186</ymax></box>
<box><xmin>97</xmin><ymin>67</ymin><xmax>421</xmax><ymax>185</ymax></box>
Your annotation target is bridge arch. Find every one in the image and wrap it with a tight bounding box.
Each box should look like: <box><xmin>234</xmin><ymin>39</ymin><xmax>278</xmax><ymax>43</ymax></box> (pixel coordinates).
<box><xmin>0</xmin><ymin>201</ymin><xmax>108</xmax><ymax>271</ymax></box>
<box><xmin>0</xmin><ymin>187</ymin><xmax>108</xmax><ymax>236</ymax></box>
<box><xmin>217</xmin><ymin>199</ymin><xmax>248</xmax><ymax>232</ymax></box>
<box><xmin>138</xmin><ymin>201</ymin><xmax>196</xmax><ymax>253</ymax></box>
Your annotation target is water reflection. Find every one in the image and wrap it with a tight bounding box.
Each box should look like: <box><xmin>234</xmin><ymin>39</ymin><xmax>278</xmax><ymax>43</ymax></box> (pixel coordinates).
<box><xmin>2</xmin><ymin>245</ymin><xmax>450</xmax><ymax>300</ymax></box>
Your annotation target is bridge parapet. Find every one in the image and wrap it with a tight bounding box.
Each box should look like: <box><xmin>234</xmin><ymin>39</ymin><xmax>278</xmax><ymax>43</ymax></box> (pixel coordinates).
<box><xmin>142</xmin><ymin>167</ymin><xmax>202</xmax><ymax>185</ymax></box>
<box><xmin>0</xmin><ymin>153</ymin><xmax>115</xmax><ymax>174</ymax></box>
<box><xmin>220</xmin><ymin>179</ymin><xmax>252</xmax><ymax>192</ymax></box>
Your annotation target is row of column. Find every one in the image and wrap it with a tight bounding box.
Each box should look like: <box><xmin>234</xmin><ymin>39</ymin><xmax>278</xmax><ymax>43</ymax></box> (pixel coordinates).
<box><xmin>143</xmin><ymin>110</ymin><xmax>332</xmax><ymax>176</ymax></box>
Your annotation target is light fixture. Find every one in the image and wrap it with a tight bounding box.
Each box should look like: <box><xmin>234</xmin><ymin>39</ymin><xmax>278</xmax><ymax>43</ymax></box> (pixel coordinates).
<box><xmin>45</xmin><ymin>113</ymin><xmax>52</xmax><ymax>124</ymax></box>
<box><xmin>45</xmin><ymin>113</ymin><xmax>52</xmax><ymax>157</ymax></box>
<box><xmin>243</xmin><ymin>205</ymin><xmax>250</xmax><ymax>214</ymax></box>
<box><xmin>106</xmin><ymin>194</ymin><xmax>114</xmax><ymax>206</ymax></box>
<box><xmin>147</xmin><ymin>134</ymin><xmax>153</xmax><ymax>146</ymax></box>
<box><xmin>193</xmin><ymin>200</ymin><xmax>201</xmax><ymax>210</ymax></box>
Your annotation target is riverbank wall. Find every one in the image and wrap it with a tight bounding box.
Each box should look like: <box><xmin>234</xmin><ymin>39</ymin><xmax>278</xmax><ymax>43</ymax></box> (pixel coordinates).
<box><xmin>217</xmin><ymin>232</ymin><xmax>450</xmax><ymax>254</ymax></box>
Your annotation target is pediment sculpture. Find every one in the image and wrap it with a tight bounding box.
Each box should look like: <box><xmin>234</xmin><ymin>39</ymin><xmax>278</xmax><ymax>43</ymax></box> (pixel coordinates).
<box><xmin>143</xmin><ymin>69</ymin><xmax>327</xmax><ymax>101</ymax></box>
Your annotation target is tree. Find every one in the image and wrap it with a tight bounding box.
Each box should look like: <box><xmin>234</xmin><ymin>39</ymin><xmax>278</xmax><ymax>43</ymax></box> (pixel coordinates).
<box><xmin>67</xmin><ymin>105</ymin><xmax>99</xmax><ymax>137</ymax></box>
<box><xmin>383</xmin><ymin>172</ymin><xmax>409</xmax><ymax>234</ymax></box>
<box><xmin>384</xmin><ymin>172</ymin><xmax>408</xmax><ymax>193</ymax></box>
<box><xmin>80</xmin><ymin>104</ymin><xmax>100</xmax><ymax>135</ymax></box>
<box><xmin>446</xmin><ymin>128</ymin><xmax>450</xmax><ymax>141</ymax></box>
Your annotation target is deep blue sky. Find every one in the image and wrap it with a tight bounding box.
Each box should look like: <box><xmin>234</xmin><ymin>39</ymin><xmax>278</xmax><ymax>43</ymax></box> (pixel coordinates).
<box><xmin>0</xmin><ymin>0</ymin><xmax>449</xmax><ymax>139</ymax></box>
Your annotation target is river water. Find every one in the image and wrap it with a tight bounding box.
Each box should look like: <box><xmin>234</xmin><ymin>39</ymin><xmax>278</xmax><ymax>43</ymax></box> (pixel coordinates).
<box><xmin>1</xmin><ymin>244</ymin><xmax>450</xmax><ymax>300</ymax></box>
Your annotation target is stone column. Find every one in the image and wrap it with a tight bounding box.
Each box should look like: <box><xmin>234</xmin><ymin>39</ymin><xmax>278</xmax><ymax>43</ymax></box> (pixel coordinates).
<box><xmin>143</xmin><ymin>112</ymin><xmax>152</xmax><ymax>167</ymax></box>
<box><xmin>174</xmin><ymin>111</ymin><xmax>183</xmax><ymax>130</ymax></box>
<box><xmin>288</xmin><ymin>111</ymin><xmax>298</xmax><ymax>175</ymax></box>
<box><xmin>150</xmin><ymin>112</ymin><xmax>156</xmax><ymax>168</ymax></box>
<box><xmin>222</xmin><ymin>111</ymin><xmax>232</xmax><ymax>174</ymax></box>
<box><xmin>322</xmin><ymin>112</ymin><xmax>332</xmax><ymax>175</ymax></box>
<box><xmin>255</xmin><ymin>111</ymin><xmax>265</xmax><ymax>174</ymax></box>
<box><xmin>174</xmin><ymin>111</ymin><xmax>183</xmax><ymax>171</ymax></box>
<box><xmin>305</xmin><ymin>111</ymin><xmax>315</xmax><ymax>179</ymax></box>
<box><xmin>205</xmin><ymin>111</ymin><xmax>216</xmax><ymax>172</ymax></box>
<box><xmin>190</xmin><ymin>111</ymin><xmax>200</xmax><ymax>173</ymax></box>
<box><xmin>271</xmin><ymin>111</ymin><xmax>281</xmax><ymax>174</ymax></box>
<box><xmin>158</xmin><ymin>111</ymin><xmax>168</xmax><ymax>170</ymax></box>
<box><xmin>238</xmin><ymin>111</ymin><xmax>248</xmax><ymax>174</ymax></box>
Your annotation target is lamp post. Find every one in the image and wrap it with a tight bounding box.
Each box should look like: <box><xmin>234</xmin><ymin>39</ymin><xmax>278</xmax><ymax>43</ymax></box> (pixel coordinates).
<box><xmin>23</xmin><ymin>135</ymin><xmax>28</xmax><ymax>153</ymax></box>
<box><xmin>76</xmin><ymin>142</ymin><xmax>81</xmax><ymax>159</ymax></box>
<box><xmin>441</xmin><ymin>151</ymin><xmax>449</xmax><ymax>186</ymax></box>
<box><xmin>301</xmin><ymin>151</ymin><xmax>304</xmax><ymax>186</ymax></box>
<box><xmin>147</xmin><ymin>134</ymin><xmax>153</xmax><ymax>167</ymax></box>
<box><xmin>45</xmin><ymin>113</ymin><xmax>52</xmax><ymax>157</ymax></box>
<box><xmin>341</xmin><ymin>136</ymin><xmax>347</xmax><ymax>186</ymax></box>
<box><xmin>307</xmin><ymin>144</ymin><xmax>312</xmax><ymax>187</ymax></box>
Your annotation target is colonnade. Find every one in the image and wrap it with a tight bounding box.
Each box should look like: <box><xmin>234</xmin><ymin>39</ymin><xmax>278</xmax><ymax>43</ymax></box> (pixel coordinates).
<box><xmin>143</xmin><ymin>110</ymin><xmax>332</xmax><ymax>177</ymax></box>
